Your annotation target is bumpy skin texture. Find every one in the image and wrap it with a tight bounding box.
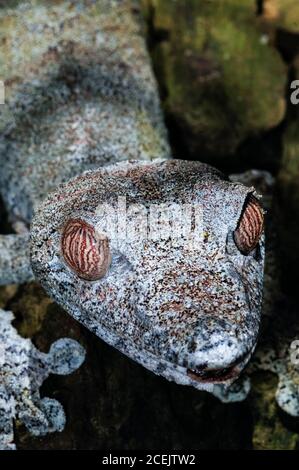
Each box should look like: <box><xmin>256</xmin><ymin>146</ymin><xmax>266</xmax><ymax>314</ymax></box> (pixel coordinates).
<box><xmin>0</xmin><ymin>309</ymin><xmax>85</xmax><ymax>450</ymax></box>
<box><xmin>30</xmin><ymin>159</ymin><xmax>265</xmax><ymax>392</ymax></box>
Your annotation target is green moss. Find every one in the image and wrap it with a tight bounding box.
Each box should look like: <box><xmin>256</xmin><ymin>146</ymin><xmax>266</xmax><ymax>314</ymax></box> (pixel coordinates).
<box><xmin>5</xmin><ymin>282</ymin><xmax>52</xmax><ymax>338</ymax></box>
<box><xmin>148</xmin><ymin>0</ymin><xmax>286</xmax><ymax>161</ymax></box>
<box><xmin>263</xmin><ymin>0</ymin><xmax>299</xmax><ymax>34</ymax></box>
<box><xmin>250</xmin><ymin>372</ymin><xmax>298</xmax><ymax>450</ymax></box>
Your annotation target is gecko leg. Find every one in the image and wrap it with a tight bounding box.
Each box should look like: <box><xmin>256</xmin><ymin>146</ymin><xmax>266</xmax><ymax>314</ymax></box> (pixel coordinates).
<box><xmin>0</xmin><ymin>386</ymin><xmax>15</xmax><ymax>450</ymax></box>
<box><xmin>212</xmin><ymin>375</ymin><xmax>251</xmax><ymax>403</ymax></box>
<box><xmin>0</xmin><ymin>234</ymin><xmax>33</xmax><ymax>285</ymax></box>
<box><xmin>0</xmin><ymin>309</ymin><xmax>85</xmax><ymax>448</ymax></box>
<box><xmin>251</xmin><ymin>345</ymin><xmax>299</xmax><ymax>416</ymax></box>
<box><xmin>17</xmin><ymin>394</ymin><xmax>66</xmax><ymax>437</ymax></box>
<box><xmin>16</xmin><ymin>338</ymin><xmax>85</xmax><ymax>436</ymax></box>
<box><xmin>276</xmin><ymin>375</ymin><xmax>299</xmax><ymax>417</ymax></box>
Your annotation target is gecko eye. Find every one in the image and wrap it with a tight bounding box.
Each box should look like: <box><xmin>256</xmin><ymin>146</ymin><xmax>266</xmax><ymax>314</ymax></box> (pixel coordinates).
<box><xmin>233</xmin><ymin>195</ymin><xmax>264</xmax><ymax>255</ymax></box>
<box><xmin>61</xmin><ymin>219</ymin><xmax>111</xmax><ymax>280</ymax></box>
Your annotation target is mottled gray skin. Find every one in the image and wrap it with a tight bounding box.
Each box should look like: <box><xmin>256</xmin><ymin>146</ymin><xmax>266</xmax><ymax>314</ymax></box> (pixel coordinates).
<box><xmin>0</xmin><ymin>309</ymin><xmax>85</xmax><ymax>450</ymax></box>
<box><xmin>0</xmin><ymin>0</ymin><xmax>169</xmax><ymax>236</ymax></box>
<box><xmin>0</xmin><ymin>0</ymin><xmax>168</xmax><ymax>448</ymax></box>
<box><xmin>30</xmin><ymin>159</ymin><xmax>264</xmax><ymax>392</ymax></box>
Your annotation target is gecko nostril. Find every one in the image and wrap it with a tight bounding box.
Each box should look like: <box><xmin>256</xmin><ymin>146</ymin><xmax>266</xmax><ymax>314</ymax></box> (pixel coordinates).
<box><xmin>61</xmin><ymin>218</ymin><xmax>111</xmax><ymax>281</ymax></box>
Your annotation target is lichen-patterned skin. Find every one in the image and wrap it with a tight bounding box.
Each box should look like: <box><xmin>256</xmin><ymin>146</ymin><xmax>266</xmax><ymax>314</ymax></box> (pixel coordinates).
<box><xmin>30</xmin><ymin>159</ymin><xmax>265</xmax><ymax>392</ymax></box>
<box><xmin>0</xmin><ymin>0</ymin><xmax>169</xmax><ymax>232</ymax></box>
<box><xmin>0</xmin><ymin>0</ymin><xmax>169</xmax><ymax>447</ymax></box>
<box><xmin>0</xmin><ymin>309</ymin><xmax>85</xmax><ymax>450</ymax></box>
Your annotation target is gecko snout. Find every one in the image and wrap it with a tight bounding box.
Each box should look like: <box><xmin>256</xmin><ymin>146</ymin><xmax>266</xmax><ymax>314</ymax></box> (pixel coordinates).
<box><xmin>185</xmin><ymin>326</ymin><xmax>255</xmax><ymax>384</ymax></box>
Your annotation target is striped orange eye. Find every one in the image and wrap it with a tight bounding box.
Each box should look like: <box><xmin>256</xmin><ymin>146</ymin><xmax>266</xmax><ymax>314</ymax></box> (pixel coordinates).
<box><xmin>61</xmin><ymin>219</ymin><xmax>111</xmax><ymax>280</ymax></box>
<box><xmin>233</xmin><ymin>195</ymin><xmax>264</xmax><ymax>255</ymax></box>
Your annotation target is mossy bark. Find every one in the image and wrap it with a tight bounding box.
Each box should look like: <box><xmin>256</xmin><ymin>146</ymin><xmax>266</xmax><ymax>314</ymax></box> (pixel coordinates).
<box><xmin>143</xmin><ymin>0</ymin><xmax>286</xmax><ymax>164</ymax></box>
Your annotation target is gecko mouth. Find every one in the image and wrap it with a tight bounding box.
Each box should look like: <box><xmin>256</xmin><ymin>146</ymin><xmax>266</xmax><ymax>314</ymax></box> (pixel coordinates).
<box><xmin>187</xmin><ymin>365</ymin><xmax>238</xmax><ymax>383</ymax></box>
<box><xmin>186</xmin><ymin>349</ymin><xmax>252</xmax><ymax>384</ymax></box>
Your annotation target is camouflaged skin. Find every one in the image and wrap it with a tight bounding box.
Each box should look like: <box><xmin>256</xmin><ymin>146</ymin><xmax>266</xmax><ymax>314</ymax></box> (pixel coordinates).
<box><xmin>0</xmin><ymin>233</ymin><xmax>33</xmax><ymax>285</ymax></box>
<box><xmin>30</xmin><ymin>159</ymin><xmax>265</xmax><ymax>393</ymax></box>
<box><xmin>0</xmin><ymin>0</ymin><xmax>169</xmax><ymax>230</ymax></box>
<box><xmin>0</xmin><ymin>0</ymin><xmax>169</xmax><ymax>447</ymax></box>
<box><xmin>0</xmin><ymin>309</ymin><xmax>85</xmax><ymax>450</ymax></box>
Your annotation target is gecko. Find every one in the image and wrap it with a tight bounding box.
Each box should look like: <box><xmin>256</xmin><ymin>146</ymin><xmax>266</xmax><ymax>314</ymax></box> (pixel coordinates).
<box><xmin>0</xmin><ymin>0</ymin><xmax>298</xmax><ymax>448</ymax></box>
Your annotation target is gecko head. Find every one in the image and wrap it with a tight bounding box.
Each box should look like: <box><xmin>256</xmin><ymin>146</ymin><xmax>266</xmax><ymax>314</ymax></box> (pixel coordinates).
<box><xmin>30</xmin><ymin>160</ymin><xmax>265</xmax><ymax>391</ymax></box>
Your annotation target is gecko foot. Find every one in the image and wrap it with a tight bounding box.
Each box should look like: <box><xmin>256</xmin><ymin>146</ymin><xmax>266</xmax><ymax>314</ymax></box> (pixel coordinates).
<box><xmin>48</xmin><ymin>338</ymin><xmax>86</xmax><ymax>375</ymax></box>
<box><xmin>18</xmin><ymin>396</ymin><xmax>65</xmax><ymax>436</ymax></box>
<box><xmin>0</xmin><ymin>309</ymin><xmax>85</xmax><ymax>449</ymax></box>
<box><xmin>212</xmin><ymin>375</ymin><xmax>251</xmax><ymax>403</ymax></box>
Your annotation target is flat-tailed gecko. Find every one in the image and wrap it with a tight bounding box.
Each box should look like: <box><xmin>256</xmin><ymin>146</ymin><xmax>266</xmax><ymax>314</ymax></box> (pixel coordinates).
<box><xmin>0</xmin><ymin>0</ymin><xmax>298</xmax><ymax>449</ymax></box>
